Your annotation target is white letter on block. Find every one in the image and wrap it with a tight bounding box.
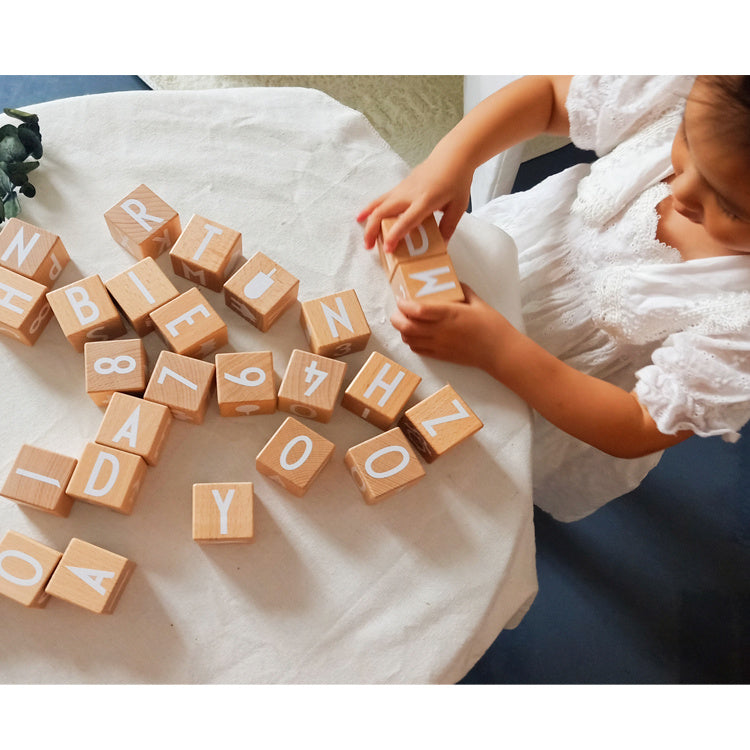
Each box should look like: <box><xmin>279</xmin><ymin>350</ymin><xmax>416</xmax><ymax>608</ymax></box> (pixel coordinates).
<box><xmin>193</xmin><ymin>224</ymin><xmax>224</xmax><ymax>261</ymax></box>
<box><xmin>127</xmin><ymin>269</ymin><xmax>156</xmax><ymax>304</ymax></box>
<box><xmin>65</xmin><ymin>286</ymin><xmax>100</xmax><ymax>325</ymax></box>
<box><xmin>364</xmin><ymin>445</ymin><xmax>411</xmax><ymax>479</ymax></box>
<box><xmin>1</xmin><ymin>227</ymin><xmax>40</xmax><ymax>265</ymax></box>
<box><xmin>0</xmin><ymin>282</ymin><xmax>32</xmax><ymax>314</ymax></box>
<box><xmin>83</xmin><ymin>452</ymin><xmax>120</xmax><ymax>497</ymax></box>
<box><xmin>280</xmin><ymin>435</ymin><xmax>313</xmax><ymax>471</ymax></box>
<box><xmin>421</xmin><ymin>399</ymin><xmax>470</xmax><ymax>437</ymax></box>
<box><xmin>112</xmin><ymin>405</ymin><xmax>141</xmax><ymax>448</ymax></box>
<box><xmin>120</xmin><ymin>199</ymin><xmax>164</xmax><ymax>232</ymax></box>
<box><xmin>0</xmin><ymin>549</ymin><xmax>43</xmax><ymax>587</ymax></box>
<box><xmin>363</xmin><ymin>363</ymin><xmax>405</xmax><ymax>407</ymax></box>
<box><xmin>225</xmin><ymin>367</ymin><xmax>266</xmax><ymax>388</ymax></box>
<box><xmin>409</xmin><ymin>267</ymin><xmax>457</xmax><ymax>298</ymax></box>
<box><xmin>404</xmin><ymin>225</ymin><xmax>428</xmax><ymax>257</ymax></box>
<box><xmin>66</xmin><ymin>566</ymin><xmax>115</xmax><ymax>595</ymax></box>
<box><xmin>165</xmin><ymin>304</ymin><xmax>210</xmax><ymax>337</ymax></box>
<box><xmin>211</xmin><ymin>488</ymin><xmax>235</xmax><ymax>535</ymax></box>
<box><xmin>321</xmin><ymin>296</ymin><xmax>354</xmax><ymax>338</ymax></box>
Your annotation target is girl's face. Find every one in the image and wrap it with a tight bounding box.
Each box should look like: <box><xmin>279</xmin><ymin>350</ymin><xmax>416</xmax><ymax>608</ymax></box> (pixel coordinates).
<box><xmin>670</xmin><ymin>78</ymin><xmax>750</xmax><ymax>255</ymax></box>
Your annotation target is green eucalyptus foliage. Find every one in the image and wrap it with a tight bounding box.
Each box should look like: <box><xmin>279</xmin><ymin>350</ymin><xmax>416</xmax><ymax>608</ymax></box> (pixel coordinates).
<box><xmin>0</xmin><ymin>108</ymin><xmax>42</xmax><ymax>224</ymax></box>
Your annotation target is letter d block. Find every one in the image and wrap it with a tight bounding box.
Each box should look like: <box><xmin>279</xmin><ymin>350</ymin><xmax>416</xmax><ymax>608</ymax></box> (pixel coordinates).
<box><xmin>0</xmin><ymin>267</ymin><xmax>54</xmax><ymax>345</ymax></box>
<box><xmin>192</xmin><ymin>482</ymin><xmax>254</xmax><ymax>544</ymax></box>
<box><xmin>45</xmin><ymin>538</ymin><xmax>136</xmax><ymax>614</ymax></box>
<box><xmin>390</xmin><ymin>254</ymin><xmax>465</xmax><ymax>305</ymax></box>
<box><xmin>84</xmin><ymin>338</ymin><xmax>148</xmax><ymax>407</ymax></box>
<box><xmin>0</xmin><ymin>217</ymin><xmax>70</xmax><ymax>286</ymax></box>
<box><xmin>299</xmin><ymin>289</ymin><xmax>371</xmax><ymax>357</ymax></box>
<box><xmin>377</xmin><ymin>213</ymin><xmax>446</xmax><ymax>280</ymax></box>
<box><xmin>104</xmin><ymin>184</ymin><xmax>181</xmax><ymax>260</ymax></box>
<box><xmin>0</xmin><ymin>531</ymin><xmax>63</xmax><ymax>608</ymax></box>
<box><xmin>46</xmin><ymin>274</ymin><xmax>126</xmax><ymax>352</ymax></box>
<box><xmin>215</xmin><ymin>351</ymin><xmax>276</xmax><ymax>416</ymax></box>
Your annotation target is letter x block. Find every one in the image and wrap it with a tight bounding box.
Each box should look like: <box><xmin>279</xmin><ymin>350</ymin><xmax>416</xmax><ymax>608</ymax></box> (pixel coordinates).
<box><xmin>150</xmin><ymin>286</ymin><xmax>228</xmax><ymax>359</ymax></box>
<box><xmin>215</xmin><ymin>351</ymin><xmax>277</xmax><ymax>416</ymax></box>
<box><xmin>45</xmin><ymin>537</ymin><xmax>136</xmax><ymax>614</ymax></box>
<box><xmin>46</xmin><ymin>274</ymin><xmax>126</xmax><ymax>352</ymax></box>
<box><xmin>192</xmin><ymin>482</ymin><xmax>254</xmax><ymax>543</ymax></box>
<box><xmin>0</xmin><ymin>530</ymin><xmax>62</xmax><ymax>608</ymax></box>
<box><xmin>0</xmin><ymin>217</ymin><xmax>70</xmax><ymax>286</ymax></box>
<box><xmin>104</xmin><ymin>184</ymin><xmax>181</xmax><ymax>260</ymax></box>
<box><xmin>256</xmin><ymin>417</ymin><xmax>335</xmax><ymax>497</ymax></box>
<box><xmin>390</xmin><ymin>254</ymin><xmax>465</xmax><ymax>305</ymax></box>
<box><xmin>398</xmin><ymin>384</ymin><xmax>483</xmax><ymax>463</ymax></box>
<box><xmin>0</xmin><ymin>267</ymin><xmax>54</xmax><ymax>346</ymax></box>
<box><xmin>377</xmin><ymin>213</ymin><xmax>447</xmax><ymax>280</ymax></box>
<box><xmin>299</xmin><ymin>288</ymin><xmax>371</xmax><ymax>357</ymax></box>
<box><xmin>84</xmin><ymin>338</ymin><xmax>148</xmax><ymax>407</ymax></box>
<box><xmin>1</xmin><ymin>444</ymin><xmax>78</xmax><ymax>517</ymax></box>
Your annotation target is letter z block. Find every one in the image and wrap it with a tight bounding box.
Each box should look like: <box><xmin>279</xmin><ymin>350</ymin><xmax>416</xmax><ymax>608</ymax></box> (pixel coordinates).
<box><xmin>0</xmin><ymin>530</ymin><xmax>63</xmax><ymax>608</ymax></box>
<box><xmin>104</xmin><ymin>184</ymin><xmax>181</xmax><ymax>260</ymax></box>
<box><xmin>0</xmin><ymin>267</ymin><xmax>54</xmax><ymax>345</ymax></box>
<box><xmin>215</xmin><ymin>351</ymin><xmax>277</xmax><ymax>416</ymax></box>
<box><xmin>192</xmin><ymin>482</ymin><xmax>254</xmax><ymax>543</ymax></box>
<box><xmin>84</xmin><ymin>338</ymin><xmax>148</xmax><ymax>407</ymax></box>
<box><xmin>390</xmin><ymin>253</ymin><xmax>465</xmax><ymax>305</ymax></box>
<box><xmin>299</xmin><ymin>288</ymin><xmax>371</xmax><ymax>357</ymax></box>
<box><xmin>45</xmin><ymin>537</ymin><xmax>135</xmax><ymax>614</ymax></box>
<box><xmin>0</xmin><ymin>217</ymin><xmax>70</xmax><ymax>286</ymax></box>
<box><xmin>377</xmin><ymin>213</ymin><xmax>447</xmax><ymax>280</ymax></box>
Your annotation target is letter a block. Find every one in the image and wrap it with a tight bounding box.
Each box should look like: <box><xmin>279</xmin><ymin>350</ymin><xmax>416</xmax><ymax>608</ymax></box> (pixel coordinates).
<box><xmin>45</xmin><ymin>537</ymin><xmax>135</xmax><ymax>614</ymax></box>
<box><xmin>170</xmin><ymin>214</ymin><xmax>243</xmax><ymax>292</ymax></box>
<box><xmin>46</xmin><ymin>274</ymin><xmax>126</xmax><ymax>352</ymax></box>
<box><xmin>0</xmin><ymin>217</ymin><xmax>70</xmax><ymax>286</ymax></box>
<box><xmin>0</xmin><ymin>267</ymin><xmax>54</xmax><ymax>345</ymax></box>
<box><xmin>84</xmin><ymin>338</ymin><xmax>148</xmax><ymax>406</ymax></box>
<box><xmin>0</xmin><ymin>531</ymin><xmax>63</xmax><ymax>608</ymax></box>
<box><xmin>256</xmin><ymin>417</ymin><xmax>335</xmax><ymax>497</ymax></box>
<box><xmin>215</xmin><ymin>351</ymin><xmax>277</xmax><ymax>416</ymax></box>
<box><xmin>344</xmin><ymin>428</ymin><xmax>426</xmax><ymax>504</ymax></box>
<box><xmin>377</xmin><ymin>213</ymin><xmax>447</xmax><ymax>280</ymax></box>
<box><xmin>104</xmin><ymin>184</ymin><xmax>181</xmax><ymax>260</ymax></box>
<box><xmin>398</xmin><ymin>384</ymin><xmax>483</xmax><ymax>463</ymax></box>
<box><xmin>342</xmin><ymin>351</ymin><xmax>422</xmax><ymax>429</ymax></box>
<box><xmin>1</xmin><ymin>444</ymin><xmax>78</xmax><ymax>517</ymax></box>
<box><xmin>299</xmin><ymin>288</ymin><xmax>371</xmax><ymax>357</ymax></box>
<box><xmin>150</xmin><ymin>286</ymin><xmax>228</xmax><ymax>359</ymax></box>
<box><xmin>390</xmin><ymin>254</ymin><xmax>465</xmax><ymax>305</ymax></box>
<box><xmin>192</xmin><ymin>482</ymin><xmax>254</xmax><ymax>543</ymax></box>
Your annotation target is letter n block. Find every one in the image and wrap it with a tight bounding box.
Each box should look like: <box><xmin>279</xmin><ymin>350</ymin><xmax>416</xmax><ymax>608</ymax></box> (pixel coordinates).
<box><xmin>0</xmin><ymin>530</ymin><xmax>63</xmax><ymax>608</ymax></box>
<box><xmin>342</xmin><ymin>351</ymin><xmax>421</xmax><ymax>429</ymax></box>
<box><xmin>299</xmin><ymin>289</ymin><xmax>371</xmax><ymax>357</ymax></box>
<box><xmin>390</xmin><ymin>254</ymin><xmax>465</xmax><ymax>304</ymax></box>
<box><xmin>192</xmin><ymin>482</ymin><xmax>254</xmax><ymax>543</ymax></box>
<box><xmin>377</xmin><ymin>213</ymin><xmax>446</xmax><ymax>280</ymax></box>
<box><xmin>45</xmin><ymin>537</ymin><xmax>135</xmax><ymax>614</ymax></box>
<box><xmin>46</xmin><ymin>274</ymin><xmax>126</xmax><ymax>352</ymax></box>
<box><xmin>215</xmin><ymin>351</ymin><xmax>276</xmax><ymax>416</ymax></box>
<box><xmin>104</xmin><ymin>184</ymin><xmax>181</xmax><ymax>260</ymax></box>
<box><xmin>0</xmin><ymin>217</ymin><xmax>70</xmax><ymax>286</ymax></box>
<box><xmin>0</xmin><ymin>267</ymin><xmax>54</xmax><ymax>345</ymax></box>
<box><xmin>1</xmin><ymin>444</ymin><xmax>78</xmax><ymax>517</ymax></box>
<box><xmin>256</xmin><ymin>417</ymin><xmax>335</xmax><ymax>497</ymax></box>
<box><xmin>344</xmin><ymin>428</ymin><xmax>426</xmax><ymax>504</ymax></box>
<box><xmin>398</xmin><ymin>384</ymin><xmax>483</xmax><ymax>463</ymax></box>
<box><xmin>84</xmin><ymin>338</ymin><xmax>148</xmax><ymax>406</ymax></box>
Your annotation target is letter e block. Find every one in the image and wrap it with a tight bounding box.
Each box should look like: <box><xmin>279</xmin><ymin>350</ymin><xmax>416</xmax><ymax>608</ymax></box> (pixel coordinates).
<box><xmin>398</xmin><ymin>384</ymin><xmax>483</xmax><ymax>463</ymax></box>
<box><xmin>390</xmin><ymin>253</ymin><xmax>465</xmax><ymax>305</ymax></box>
<box><xmin>299</xmin><ymin>289</ymin><xmax>371</xmax><ymax>357</ymax></box>
<box><xmin>192</xmin><ymin>482</ymin><xmax>254</xmax><ymax>543</ymax></box>
<box><xmin>45</xmin><ymin>537</ymin><xmax>135</xmax><ymax>614</ymax></box>
<box><xmin>84</xmin><ymin>338</ymin><xmax>148</xmax><ymax>407</ymax></box>
<box><xmin>0</xmin><ymin>531</ymin><xmax>63</xmax><ymax>608</ymax></box>
<box><xmin>0</xmin><ymin>217</ymin><xmax>70</xmax><ymax>286</ymax></box>
<box><xmin>0</xmin><ymin>267</ymin><xmax>53</xmax><ymax>345</ymax></box>
<box><xmin>256</xmin><ymin>417</ymin><xmax>334</xmax><ymax>497</ymax></box>
<box><xmin>377</xmin><ymin>213</ymin><xmax>446</xmax><ymax>279</ymax></box>
<box><xmin>215</xmin><ymin>351</ymin><xmax>276</xmax><ymax>416</ymax></box>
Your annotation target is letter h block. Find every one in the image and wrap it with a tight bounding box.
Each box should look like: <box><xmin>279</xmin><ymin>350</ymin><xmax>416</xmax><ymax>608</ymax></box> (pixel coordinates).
<box><xmin>0</xmin><ymin>530</ymin><xmax>63</xmax><ymax>608</ymax></box>
<box><xmin>0</xmin><ymin>267</ymin><xmax>54</xmax><ymax>345</ymax></box>
<box><xmin>0</xmin><ymin>217</ymin><xmax>70</xmax><ymax>286</ymax></box>
<box><xmin>192</xmin><ymin>482</ymin><xmax>254</xmax><ymax>543</ymax></box>
<box><xmin>84</xmin><ymin>338</ymin><xmax>148</xmax><ymax>407</ymax></box>
<box><xmin>299</xmin><ymin>289</ymin><xmax>371</xmax><ymax>357</ymax></box>
<box><xmin>215</xmin><ymin>351</ymin><xmax>277</xmax><ymax>416</ymax></box>
<box><xmin>376</xmin><ymin>213</ymin><xmax>447</xmax><ymax>280</ymax></box>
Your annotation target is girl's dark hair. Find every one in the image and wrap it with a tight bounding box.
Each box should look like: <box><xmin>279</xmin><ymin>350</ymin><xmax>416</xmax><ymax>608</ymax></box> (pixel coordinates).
<box><xmin>697</xmin><ymin>75</ymin><xmax>750</xmax><ymax>152</ymax></box>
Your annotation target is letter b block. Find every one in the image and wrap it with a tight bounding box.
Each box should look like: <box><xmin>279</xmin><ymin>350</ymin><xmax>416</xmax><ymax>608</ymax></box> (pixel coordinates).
<box><xmin>0</xmin><ymin>530</ymin><xmax>63</xmax><ymax>608</ymax></box>
<box><xmin>192</xmin><ymin>483</ymin><xmax>254</xmax><ymax>543</ymax></box>
<box><xmin>299</xmin><ymin>289</ymin><xmax>371</xmax><ymax>357</ymax></box>
<box><xmin>0</xmin><ymin>217</ymin><xmax>70</xmax><ymax>286</ymax></box>
<box><xmin>0</xmin><ymin>267</ymin><xmax>54</xmax><ymax>345</ymax></box>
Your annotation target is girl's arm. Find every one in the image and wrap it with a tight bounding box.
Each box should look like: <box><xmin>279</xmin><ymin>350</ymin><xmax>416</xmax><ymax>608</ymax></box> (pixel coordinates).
<box><xmin>358</xmin><ymin>75</ymin><xmax>574</xmax><ymax>255</ymax></box>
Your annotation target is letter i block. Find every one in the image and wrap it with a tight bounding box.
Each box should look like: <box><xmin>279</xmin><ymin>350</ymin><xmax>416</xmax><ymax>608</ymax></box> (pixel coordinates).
<box><xmin>170</xmin><ymin>214</ymin><xmax>243</xmax><ymax>292</ymax></box>
<box><xmin>377</xmin><ymin>213</ymin><xmax>447</xmax><ymax>280</ymax></box>
<box><xmin>342</xmin><ymin>351</ymin><xmax>422</xmax><ymax>429</ymax></box>
<box><xmin>1</xmin><ymin>444</ymin><xmax>78</xmax><ymax>517</ymax></box>
<box><xmin>344</xmin><ymin>428</ymin><xmax>426</xmax><ymax>504</ymax></box>
<box><xmin>299</xmin><ymin>289</ymin><xmax>371</xmax><ymax>357</ymax></box>
<box><xmin>277</xmin><ymin>348</ymin><xmax>347</xmax><ymax>424</ymax></box>
<box><xmin>46</xmin><ymin>274</ymin><xmax>126</xmax><ymax>352</ymax></box>
<box><xmin>84</xmin><ymin>338</ymin><xmax>148</xmax><ymax>406</ymax></box>
<box><xmin>215</xmin><ymin>351</ymin><xmax>276</xmax><ymax>416</ymax></box>
<box><xmin>192</xmin><ymin>482</ymin><xmax>254</xmax><ymax>543</ymax></box>
<box><xmin>45</xmin><ymin>537</ymin><xmax>135</xmax><ymax>614</ymax></box>
<box><xmin>66</xmin><ymin>443</ymin><xmax>147</xmax><ymax>515</ymax></box>
<box><xmin>0</xmin><ymin>217</ymin><xmax>70</xmax><ymax>286</ymax></box>
<box><xmin>95</xmin><ymin>392</ymin><xmax>172</xmax><ymax>466</ymax></box>
<box><xmin>105</xmin><ymin>257</ymin><xmax>180</xmax><ymax>336</ymax></box>
<box><xmin>398</xmin><ymin>384</ymin><xmax>483</xmax><ymax>463</ymax></box>
<box><xmin>390</xmin><ymin>254</ymin><xmax>465</xmax><ymax>305</ymax></box>
<box><xmin>0</xmin><ymin>267</ymin><xmax>54</xmax><ymax>345</ymax></box>
<box><xmin>104</xmin><ymin>184</ymin><xmax>181</xmax><ymax>260</ymax></box>
<box><xmin>144</xmin><ymin>349</ymin><xmax>216</xmax><ymax>424</ymax></box>
<box><xmin>0</xmin><ymin>531</ymin><xmax>63</xmax><ymax>608</ymax></box>
<box><xmin>150</xmin><ymin>286</ymin><xmax>228</xmax><ymax>359</ymax></box>
<box><xmin>256</xmin><ymin>417</ymin><xmax>335</xmax><ymax>497</ymax></box>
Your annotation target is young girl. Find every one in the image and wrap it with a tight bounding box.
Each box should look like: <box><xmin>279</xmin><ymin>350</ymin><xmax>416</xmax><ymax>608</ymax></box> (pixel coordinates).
<box><xmin>357</xmin><ymin>76</ymin><xmax>750</xmax><ymax>522</ymax></box>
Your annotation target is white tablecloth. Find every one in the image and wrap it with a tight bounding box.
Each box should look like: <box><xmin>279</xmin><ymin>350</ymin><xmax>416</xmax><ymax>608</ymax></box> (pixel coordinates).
<box><xmin>0</xmin><ymin>87</ymin><xmax>536</xmax><ymax>684</ymax></box>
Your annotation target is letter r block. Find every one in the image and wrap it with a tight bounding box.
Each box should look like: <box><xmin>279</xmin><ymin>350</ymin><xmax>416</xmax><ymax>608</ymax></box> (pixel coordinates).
<box><xmin>0</xmin><ymin>267</ymin><xmax>54</xmax><ymax>345</ymax></box>
<box><xmin>192</xmin><ymin>482</ymin><xmax>254</xmax><ymax>543</ymax></box>
<box><xmin>0</xmin><ymin>217</ymin><xmax>70</xmax><ymax>286</ymax></box>
<box><xmin>0</xmin><ymin>530</ymin><xmax>63</xmax><ymax>608</ymax></box>
<box><xmin>377</xmin><ymin>212</ymin><xmax>447</xmax><ymax>280</ymax></box>
<box><xmin>390</xmin><ymin>254</ymin><xmax>465</xmax><ymax>305</ymax></box>
<box><xmin>299</xmin><ymin>288</ymin><xmax>371</xmax><ymax>357</ymax></box>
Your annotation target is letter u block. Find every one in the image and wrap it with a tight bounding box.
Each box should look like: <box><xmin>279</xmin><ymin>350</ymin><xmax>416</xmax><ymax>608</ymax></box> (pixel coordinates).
<box><xmin>377</xmin><ymin>213</ymin><xmax>447</xmax><ymax>280</ymax></box>
<box><xmin>0</xmin><ymin>267</ymin><xmax>54</xmax><ymax>345</ymax></box>
<box><xmin>390</xmin><ymin>254</ymin><xmax>465</xmax><ymax>305</ymax></box>
<box><xmin>192</xmin><ymin>482</ymin><xmax>254</xmax><ymax>543</ymax></box>
<box><xmin>104</xmin><ymin>184</ymin><xmax>181</xmax><ymax>260</ymax></box>
<box><xmin>0</xmin><ymin>530</ymin><xmax>63</xmax><ymax>608</ymax></box>
<box><xmin>299</xmin><ymin>288</ymin><xmax>371</xmax><ymax>357</ymax></box>
<box><xmin>84</xmin><ymin>338</ymin><xmax>148</xmax><ymax>407</ymax></box>
<box><xmin>45</xmin><ymin>537</ymin><xmax>136</xmax><ymax>614</ymax></box>
<box><xmin>46</xmin><ymin>274</ymin><xmax>126</xmax><ymax>352</ymax></box>
<box><xmin>215</xmin><ymin>351</ymin><xmax>276</xmax><ymax>416</ymax></box>
<box><xmin>0</xmin><ymin>217</ymin><xmax>70</xmax><ymax>286</ymax></box>
<box><xmin>1</xmin><ymin>444</ymin><xmax>78</xmax><ymax>517</ymax></box>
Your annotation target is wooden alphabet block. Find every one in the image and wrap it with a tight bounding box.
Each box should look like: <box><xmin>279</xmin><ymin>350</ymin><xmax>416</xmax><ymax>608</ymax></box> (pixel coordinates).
<box><xmin>46</xmin><ymin>274</ymin><xmax>126</xmax><ymax>352</ymax></box>
<box><xmin>398</xmin><ymin>384</ymin><xmax>483</xmax><ymax>463</ymax></box>
<box><xmin>84</xmin><ymin>338</ymin><xmax>148</xmax><ymax>407</ymax></box>
<box><xmin>95</xmin><ymin>392</ymin><xmax>172</xmax><ymax>466</ymax></box>
<box><xmin>0</xmin><ymin>217</ymin><xmax>70</xmax><ymax>286</ymax></box>
<box><xmin>215</xmin><ymin>351</ymin><xmax>276</xmax><ymax>417</ymax></box>
<box><xmin>342</xmin><ymin>351</ymin><xmax>422</xmax><ymax>429</ymax></box>
<box><xmin>299</xmin><ymin>288</ymin><xmax>371</xmax><ymax>357</ymax></box>
<box><xmin>144</xmin><ymin>349</ymin><xmax>216</xmax><ymax>424</ymax></box>
<box><xmin>45</xmin><ymin>537</ymin><xmax>135</xmax><ymax>614</ymax></box>
<box><xmin>0</xmin><ymin>530</ymin><xmax>63</xmax><ymax>608</ymax></box>
<box><xmin>192</xmin><ymin>482</ymin><xmax>254</xmax><ymax>543</ymax></box>
<box><xmin>1</xmin><ymin>444</ymin><xmax>78</xmax><ymax>517</ymax></box>
<box><xmin>390</xmin><ymin>253</ymin><xmax>465</xmax><ymax>305</ymax></box>
<box><xmin>377</xmin><ymin>213</ymin><xmax>447</xmax><ymax>280</ymax></box>
<box><xmin>277</xmin><ymin>348</ymin><xmax>347</xmax><ymax>424</ymax></box>
<box><xmin>66</xmin><ymin>442</ymin><xmax>147</xmax><ymax>515</ymax></box>
<box><xmin>104</xmin><ymin>184</ymin><xmax>181</xmax><ymax>260</ymax></box>
<box><xmin>224</xmin><ymin>251</ymin><xmax>299</xmax><ymax>332</ymax></box>
<box><xmin>170</xmin><ymin>214</ymin><xmax>243</xmax><ymax>292</ymax></box>
<box><xmin>0</xmin><ymin>266</ymin><xmax>54</xmax><ymax>345</ymax></box>
<box><xmin>256</xmin><ymin>417</ymin><xmax>335</xmax><ymax>497</ymax></box>
<box><xmin>344</xmin><ymin>428</ymin><xmax>426</xmax><ymax>504</ymax></box>
<box><xmin>105</xmin><ymin>257</ymin><xmax>180</xmax><ymax>336</ymax></box>
<box><xmin>150</xmin><ymin>286</ymin><xmax>228</xmax><ymax>359</ymax></box>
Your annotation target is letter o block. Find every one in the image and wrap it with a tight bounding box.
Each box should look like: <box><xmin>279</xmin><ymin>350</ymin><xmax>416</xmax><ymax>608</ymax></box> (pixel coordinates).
<box><xmin>0</xmin><ymin>217</ymin><xmax>70</xmax><ymax>286</ymax></box>
<box><xmin>84</xmin><ymin>338</ymin><xmax>148</xmax><ymax>407</ymax></box>
<box><xmin>192</xmin><ymin>482</ymin><xmax>254</xmax><ymax>543</ymax></box>
<box><xmin>215</xmin><ymin>351</ymin><xmax>276</xmax><ymax>417</ymax></box>
<box><xmin>0</xmin><ymin>531</ymin><xmax>63</xmax><ymax>608</ymax></box>
<box><xmin>299</xmin><ymin>289</ymin><xmax>371</xmax><ymax>357</ymax></box>
<box><xmin>0</xmin><ymin>267</ymin><xmax>54</xmax><ymax>346</ymax></box>
<box><xmin>390</xmin><ymin>254</ymin><xmax>465</xmax><ymax>305</ymax></box>
<box><xmin>377</xmin><ymin>213</ymin><xmax>446</xmax><ymax>280</ymax></box>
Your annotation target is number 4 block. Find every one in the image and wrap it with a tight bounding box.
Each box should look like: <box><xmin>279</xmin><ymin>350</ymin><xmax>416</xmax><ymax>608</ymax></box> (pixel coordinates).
<box><xmin>277</xmin><ymin>349</ymin><xmax>347</xmax><ymax>423</ymax></box>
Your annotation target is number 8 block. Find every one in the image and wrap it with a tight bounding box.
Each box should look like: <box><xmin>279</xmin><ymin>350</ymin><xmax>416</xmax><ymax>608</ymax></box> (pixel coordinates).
<box><xmin>84</xmin><ymin>339</ymin><xmax>148</xmax><ymax>407</ymax></box>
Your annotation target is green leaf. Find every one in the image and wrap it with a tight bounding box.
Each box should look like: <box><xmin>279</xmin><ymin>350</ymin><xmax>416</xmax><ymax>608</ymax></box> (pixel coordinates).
<box><xmin>0</xmin><ymin>124</ymin><xmax>17</xmax><ymax>139</ymax></box>
<box><xmin>17</xmin><ymin>124</ymin><xmax>42</xmax><ymax>158</ymax></box>
<box><xmin>0</xmin><ymin>200</ymin><xmax>4</xmax><ymax>223</ymax></box>
<box><xmin>0</xmin><ymin>169</ymin><xmax>12</xmax><ymax>193</ymax></box>
<box><xmin>9</xmin><ymin>170</ymin><xmax>27</xmax><ymax>187</ymax></box>
<box><xmin>0</xmin><ymin>133</ymin><xmax>27</xmax><ymax>162</ymax></box>
<box><xmin>19</xmin><ymin>182</ymin><xmax>35</xmax><ymax>198</ymax></box>
<box><xmin>3</xmin><ymin>194</ymin><xmax>20</xmax><ymax>218</ymax></box>
<box><xmin>8</xmin><ymin>160</ymin><xmax>39</xmax><ymax>175</ymax></box>
<box><xmin>3</xmin><ymin>108</ymin><xmax>39</xmax><ymax>124</ymax></box>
